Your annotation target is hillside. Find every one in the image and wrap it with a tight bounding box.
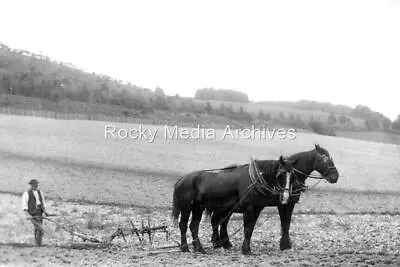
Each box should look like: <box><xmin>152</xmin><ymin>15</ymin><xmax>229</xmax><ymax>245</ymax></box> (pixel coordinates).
<box><xmin>1</xmin><ymin>42</ymin><xmax>399</xmax><ymax>144</ymax></box>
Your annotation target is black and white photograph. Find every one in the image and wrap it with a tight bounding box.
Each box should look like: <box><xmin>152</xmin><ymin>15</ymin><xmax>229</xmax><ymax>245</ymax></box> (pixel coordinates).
<box><xmin>0</xmin><ymin>0</ymin><xmax>399</xmax><ymax>266</ymax></box>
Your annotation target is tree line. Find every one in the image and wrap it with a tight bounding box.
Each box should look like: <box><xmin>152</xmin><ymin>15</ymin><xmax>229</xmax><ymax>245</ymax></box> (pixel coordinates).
<box><xmin>259</xmin><ymin>100</ymin><xmax>393</xmax><ymax>131</ymax></box>
<box><xmin>195</xmin><ymin>88</ymin><xmax>249</xmax><ymax>102</ymax></box>
<box><xmin>1</xmin><ymin>43</ymin><xmax>398</xmax><ymax>135</ymax></box>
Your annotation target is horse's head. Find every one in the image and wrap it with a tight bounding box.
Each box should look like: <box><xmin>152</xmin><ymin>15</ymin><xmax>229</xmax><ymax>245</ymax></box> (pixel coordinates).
<box><xmin>313</xmin><ymin>144</ymin><xmax>339</xmax><ymax>183</ymax></box>
<box><xmin>276</xmin><ymin>156</ymin><xmax>298</xmax><ymax>204</ymax></box>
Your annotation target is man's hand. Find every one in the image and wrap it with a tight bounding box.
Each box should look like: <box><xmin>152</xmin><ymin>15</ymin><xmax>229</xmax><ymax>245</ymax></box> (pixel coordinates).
<box><xmin>42</xmin><ymin>207</ymin><xmax>49</xmax><ymax>217</ymax></box>
<box><xmin>24</xmin><ymin>210</ymin><xmax>31</xmax><ymax>220</ymax></box>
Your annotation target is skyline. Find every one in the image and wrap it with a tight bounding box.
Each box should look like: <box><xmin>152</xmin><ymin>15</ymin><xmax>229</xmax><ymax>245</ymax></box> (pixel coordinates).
<box><xmin>1</xmin><ymin>0</ymin><xmax>399</xmax><ymax>120</ymax></box>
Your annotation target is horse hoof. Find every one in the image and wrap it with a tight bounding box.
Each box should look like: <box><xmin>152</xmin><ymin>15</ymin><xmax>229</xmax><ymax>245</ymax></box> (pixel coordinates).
<box><xmin>241</xmin><ymin>249</ymin><xmax>252</xmax><ymax>255</ymax></box>
<box><xmin>192</xmin><ymin>240</ymin><xmax>206</xmax><ymax>254</ymax></box>
<box><xmin>180</xmin><ymin>244</ymin><xmax>190</xmax><ymax>252</ymax></box>
<box><xmin>241</xmin><ymin>244</ymin><xmax>252</xmax><ymax>255</ymax></box>
<box><xmin>223</xmin><ymin>241</ymin><xmax>233</xmax><ymax>249</ymax></box>
<box><xmin>279</xmin><ymin>239</ymin><xmax>292</xmax><ymax>251</ymax></box>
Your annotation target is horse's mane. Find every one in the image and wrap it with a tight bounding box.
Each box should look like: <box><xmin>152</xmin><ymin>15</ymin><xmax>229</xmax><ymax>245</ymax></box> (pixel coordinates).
<box><xmin>288</xmin><ymin>149</ymin><xmax>315</xmax><ymax>162</ymax></box>
<box><xmin>255</xmin><ymin>160</ymin><xmax>280</xmax><ymax>183</ymax></box>
<box><xmin>288</xmin><ymin>146</ymin><xmax>330</xmax><ymax>164</ymax></box>
<box><xmin>211</xmin><ymin>164</ymin><xmax>248</xmax><ymax>173</ymax></box>
<box><xmin>257</xmin><ymin>160</ymin><xmax>279</xmax><ymax>175</ymax></box>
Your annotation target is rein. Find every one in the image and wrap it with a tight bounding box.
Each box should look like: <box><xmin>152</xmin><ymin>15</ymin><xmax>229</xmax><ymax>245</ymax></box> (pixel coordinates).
<box><xmin>203</xmin><ymin>161</ymin><xmax>284</xmax><ymax>196</ymax></box>
<box><xmin>293</xmin><ymin>168</ymin><xmax>324</xmax><ymax>179</ymax></box>
<box><xmin>290</xmin><ymin>165</ymin><xmax>337</xmax><ymax>196</ymax></box>
<box><xmin>290</xmin><ymin>178</ymin><xmax>322</xmax><ymax>196</ymax></box>
<box><xmin>293</xmin><ymin>166</ymin><xmax>337</xmax><ymax>179</ymax></box>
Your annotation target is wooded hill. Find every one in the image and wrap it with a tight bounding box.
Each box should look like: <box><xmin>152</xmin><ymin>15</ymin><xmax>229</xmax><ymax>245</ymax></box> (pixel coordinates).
<box><xmin>1</xmin><ymin>42</ymin><xmax>399</xmax><ymax>138</ymax></box>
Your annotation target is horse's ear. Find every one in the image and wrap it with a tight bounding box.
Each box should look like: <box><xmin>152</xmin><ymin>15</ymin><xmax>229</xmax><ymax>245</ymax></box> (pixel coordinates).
<box><xmin>315</xmin><ymin>144</ymin><xmax>320</xmax><ymax>151</ymax></box>
<box><xmin>279</xmin><ymin>155</ymin><xmax>285</xmax><ymax>165</ymax></box>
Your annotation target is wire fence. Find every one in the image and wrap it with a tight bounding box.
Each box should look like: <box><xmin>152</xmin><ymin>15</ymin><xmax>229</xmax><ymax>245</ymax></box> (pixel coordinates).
<box><xmin>0</xmin><ymin>106</ymin><xmax>225</xmax><ymax>128</ymax></box>
<box><xmin>0</xmin><ymin>106</ymin><xmax>149</xmax><ymax>123</ymax></box>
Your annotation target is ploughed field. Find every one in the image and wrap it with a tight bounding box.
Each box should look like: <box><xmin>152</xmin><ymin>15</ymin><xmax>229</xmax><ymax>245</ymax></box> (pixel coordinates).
<box><xmin>1</xmin><ymin>194</ymin><xmax>399</xmax><ymax>266</ymax></box>
<box><xmin>0</xmin><ymin>115</ymin><xmax>399</xmax><ymax>266</ymax></box>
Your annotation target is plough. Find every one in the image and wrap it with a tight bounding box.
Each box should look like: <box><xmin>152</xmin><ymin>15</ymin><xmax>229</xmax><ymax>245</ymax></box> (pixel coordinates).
<box><xmin>31</xmin><ymin>214</ymin><xmax>179</xmax><ymax>250</ymax></box>
<box><xmin>31</xmin><ymin>215</ymin><xmax>103</xmax><ymax>244</ymax></box>
<box><xmin>108</xmin><ymin>216</ymin><xmax>175</xmax><ymax>247</ymax></box>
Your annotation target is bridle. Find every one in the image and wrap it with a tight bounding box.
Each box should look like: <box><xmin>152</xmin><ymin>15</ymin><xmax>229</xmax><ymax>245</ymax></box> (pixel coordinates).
<box><xmin>292</xmin><ymin>167</ymin><xmax>324</xmax><ymax>179</ymax></box>
<box><xmin>292</xmin><ymin>166</ymin><xmax>337</xmax><ymax>180</ymax></box>
<box><xmin>289</xmin><ymin>152</ymin><xmax>338</xmax><ymax>196</ymax></box>
<box><xmin>293</xmin><ymin>151</ymin><xmax>338</xmax><ymax>180</ymax></box>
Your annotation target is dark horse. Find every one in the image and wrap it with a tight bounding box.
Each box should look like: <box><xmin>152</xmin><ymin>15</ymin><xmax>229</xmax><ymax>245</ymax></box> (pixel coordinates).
<box><xmin>208</xmin><ymin>144</ymin><xmax>339</xmax><ymax>252</ymax></box>
<box><xmin>171</xmin><ymin>155</ymin><xmax>298</xmax><ymax>255</ymax></box>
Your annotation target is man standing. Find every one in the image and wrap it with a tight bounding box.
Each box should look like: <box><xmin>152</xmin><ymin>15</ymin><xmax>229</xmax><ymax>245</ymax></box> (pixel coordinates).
<box><xmin>21</xmin><ymin>179</ymin><xmax>48</xmax><ymax>246</ymax></box>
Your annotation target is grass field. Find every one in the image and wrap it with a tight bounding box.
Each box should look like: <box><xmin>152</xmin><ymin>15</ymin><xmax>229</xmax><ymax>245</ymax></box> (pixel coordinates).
<box><xmin>1</xmin><ymin>114</ymin><xmax>399</xmax><ymax>193</ymax></box>
<box><xmin>0</xmin><ymin>114</ymin><xmax>400</xmax><ymax>266</ymax></box>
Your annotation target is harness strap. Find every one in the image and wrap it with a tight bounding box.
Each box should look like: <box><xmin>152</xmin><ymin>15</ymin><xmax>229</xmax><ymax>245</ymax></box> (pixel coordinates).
<box><xmin>248</xmin><ymin>157</ymin><xmax>258</xmax><ymax>184</ymax></box>
<box><xmin>293</xmin><ymin>168</ymin><xmax>324</xmax><ymax>179</ymax></box>
<box><xmin>249</xmin><ymin>157</ymin><xmax>280</xmax><ymax>195</ymax></box>
<box><xmin>216</xmin><ymin>158</ymin><xmax>287</xmax><ymax>226</ymax></box>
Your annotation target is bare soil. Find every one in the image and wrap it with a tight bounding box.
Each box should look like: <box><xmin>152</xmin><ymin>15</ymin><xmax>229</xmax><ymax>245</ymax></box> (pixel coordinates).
<box><xmin>1</xmin><ymin>193</ymin><xmax>399</xmax><ymax>266</ymax></box>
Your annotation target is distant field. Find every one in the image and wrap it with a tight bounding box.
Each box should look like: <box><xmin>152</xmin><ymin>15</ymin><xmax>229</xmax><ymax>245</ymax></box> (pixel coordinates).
<box><xmin>1</xmin><ymin>114</ymin><xmax>399</xmax><ymax>195</ymax></box>
<box><xmin>337</xmin><ymin>131</ymin><xmax>400</xmax><ymax>145</ymax></box>
<box><xmin>195</xmin><ymin>99</ymin><xmax>365</xmax><ymax>128</ymax></box>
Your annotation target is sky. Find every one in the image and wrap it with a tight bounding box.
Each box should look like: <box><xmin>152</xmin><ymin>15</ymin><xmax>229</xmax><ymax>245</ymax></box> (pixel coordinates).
<box><xmin>1</xmin><ymin>0</ymin><xmax>399</xmax><ymax>119</ymax></box>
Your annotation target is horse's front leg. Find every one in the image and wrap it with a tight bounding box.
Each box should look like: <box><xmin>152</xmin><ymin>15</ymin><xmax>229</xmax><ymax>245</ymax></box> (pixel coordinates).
<box><xmin>190</xmin><ymin>205</ymin><xmax>206</xmax><ymax>254</ymax></box>
<box><xmin>277</xmin><ymin>202</ymin><xmax>295</xmax><ymax>250</ymax></box>
<box><xmin>241</xmin><ymin>206</ymin><xmax>261</xmax><ymax>255</ymax></box>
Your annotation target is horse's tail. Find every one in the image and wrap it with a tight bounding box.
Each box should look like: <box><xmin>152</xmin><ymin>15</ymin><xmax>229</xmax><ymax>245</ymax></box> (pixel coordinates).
<box><xmin>171</xmin><ymin>179</ymin><xmax>182</xmax><ymax>227</ymax></box>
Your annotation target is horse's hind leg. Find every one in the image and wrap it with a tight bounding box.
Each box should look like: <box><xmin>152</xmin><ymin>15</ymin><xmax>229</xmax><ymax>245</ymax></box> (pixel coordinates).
<box><xmin>189</xmin><ymin>205</ymin><xmax>206</xmax><ymax>254</ymax></box>
<box><xmin>210</xmin><ymin>211</ymin><xmax>222</xmax><ymax>248</ymax></box>
<box><xmin>179</xmin><ymin>209</ymin><xmax>191</xmax><ymax>252</ymax></box>
<box><xmin>219</xmin><ymin>211</ymin><xmax>233</xmax><ymax>249</ymax></box>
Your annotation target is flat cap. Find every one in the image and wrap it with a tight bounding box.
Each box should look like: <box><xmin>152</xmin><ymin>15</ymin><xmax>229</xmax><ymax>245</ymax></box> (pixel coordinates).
<box><xmin>28</xmin><ymin>179</ymin><xmax>39</xmax><ymax>185</ymax></box>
